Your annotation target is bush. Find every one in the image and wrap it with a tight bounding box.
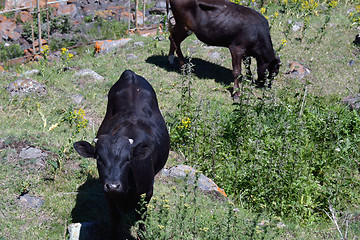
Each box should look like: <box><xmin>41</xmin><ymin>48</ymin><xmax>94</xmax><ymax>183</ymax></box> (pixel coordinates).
<box><xmin>0</xmin><ymin>43</ymin><xmax>23</xmax><ymax>61</ymax></box>
<box><xmin>169</xmin><ymin>76</ymin><xmax>360</xmax><ymax>223</ymax></box>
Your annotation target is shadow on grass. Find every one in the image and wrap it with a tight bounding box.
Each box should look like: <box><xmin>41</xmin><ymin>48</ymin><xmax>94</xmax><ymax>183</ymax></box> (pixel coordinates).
<box><xmin>146</xmin><ymin>55</ymin><xmax>234</xmax><ymax>86</ymax></box>
<box><xmin>71</xmin><ymin>177</ymin><xmax>111</xmax><ymax>240</ymax></box>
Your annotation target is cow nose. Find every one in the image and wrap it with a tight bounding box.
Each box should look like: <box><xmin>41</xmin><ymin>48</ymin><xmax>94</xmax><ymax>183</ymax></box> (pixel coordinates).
<box><xmin>104</xmin><ymin>183</ymin><xmax>122</xmax><ymax>192</ymax></box>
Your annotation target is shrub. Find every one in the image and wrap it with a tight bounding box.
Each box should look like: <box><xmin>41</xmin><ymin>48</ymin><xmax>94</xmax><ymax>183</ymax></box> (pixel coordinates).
<box><xmin>0</xmin><ymin>43</ymin><xmax>23</xmax><ymax>61</ymax></box>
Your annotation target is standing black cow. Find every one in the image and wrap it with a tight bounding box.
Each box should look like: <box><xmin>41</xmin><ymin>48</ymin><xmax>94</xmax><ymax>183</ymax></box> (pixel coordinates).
<box><xmin>167</xmin><ymin>0</ymin><xmax>280</xmax><ymax>97</ymax></box>
<box><xmin>73</xmin><ymin>70</ymin><xmax>170</xmax><ymax>239</ymax></box>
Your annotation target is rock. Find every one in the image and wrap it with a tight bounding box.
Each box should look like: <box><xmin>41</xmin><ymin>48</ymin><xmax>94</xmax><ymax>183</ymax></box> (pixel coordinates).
<box><xmin>8</xmin><ymin>30</ymin><xmax>22</xmax><ymax>41</ymax></box>
<box><xmin>155</xmin><ymin>0</ymin><xmax>167</xmax><ymax>9</ymax></box>
<box><xmin>56</xmin><ymin>4</ymin><xmax>79</xmax><ymax>18</ymax></box>
<box><xmin>149</xmin><ymin>0</ymin><xmax>167</xmax><ymax>15</ymax></box>
<box><xmin>6</xmin><ymin>78</ymin><xmax>47</xmax><ymax>96</ymax></box>
<box><xmin>15</xmin><ymin>11</ymin><xmax>33</xmax><ymax>23</ymax></box>
<box><xmin>0</xmin><ymin>15</ymin><xmax>6</xmax><ymax>22</ymax></box>
<box><xmin>68</xmin><ymin>223</ymin><xmax>81</xmax><ymax>240</ymax></box>
<box><xmin>165</xmin><ymin>165</ymin><xmax>227</xmax><ymax>198</ymax></box>
<box><xmin>342</xmin><ymin>95</ymin><xmax>360</xmax><ymax>111</ymax></box>
<box><xmin>285</xmin><ymin>62</ymin><xmax>311</xmax><ymax>79</ymax></box>
<box><xmin>68</xmin><ymin>222</ymin><xmax>100</xmax><ymax>240</ymax></box>
<box><xmin>71</xmin><ymin>94</ymin><xmax>84</xmax><ymax>105</ymax></box>
<box><xmin>349</xmin><ymin>60</ymin><xmax>355</xmax><ymax>66</ymax></box>
<box><xmin>94</xmin><ymin>38</ymin><xmax>132</xmax><ymax>55</ymax></box>
<box><xmin>133</xmin><ymin>10</ymin><xmax>146</xmax><ymax>26</ymax></box>
<box><xmin>18</xmin><ymin>194</ymin><xmax>44</xmax><ymax>209</ymax></box>
<box><xmin>73</xmin><ymin>69</ymin><xmax>105</xmax><ymax>81</ymax></box>
<box><xmin>23</xmin><ymin>69</ymin><xmax>40</xmax><ymax>76</ymax></box>
<box><xmin>126</xmin><ymin>54</ymin><xmax>138</xmax><ymax>61</ymax></box>
<box><xmin>19</xmin><ymin>146</ymin><xmax>48</xmax><ymax>160</ymax></box>
<box><xmin>292</xmin><ymin>21</ymin><xmax>304</xmax><ymax>32</ymax></box>
<box><xmin>133</xmin><ymin>41</ymin><xmax>145</xmax><ymax>48</ymax></box>
<box><xmin>0</xmin><ymin>19</ymin><xmax>16</xmax><ymax>40</ymax></box>
<box><xmin>154</xmin><ymin>35</ymin><xmax>165</xmax><ymax>41</ymax></box>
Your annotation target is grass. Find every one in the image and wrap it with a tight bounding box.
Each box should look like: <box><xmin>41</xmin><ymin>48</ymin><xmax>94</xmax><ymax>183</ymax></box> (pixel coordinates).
<box><xmin>1</xmin><ymin>0</ymin><xmax>360</xmax><ymax>239</ymax></box>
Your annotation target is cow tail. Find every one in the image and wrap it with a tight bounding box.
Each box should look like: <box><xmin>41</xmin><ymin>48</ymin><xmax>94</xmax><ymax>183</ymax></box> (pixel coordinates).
<box><xmin>166</xmin><ymin>0</ymin><xmax>175</xmax><ymax>34</ymax></box>
<box><xmin>166</xmin><ymin>0</ymin><xmax>170</xmax><ymax>17</ymax></box>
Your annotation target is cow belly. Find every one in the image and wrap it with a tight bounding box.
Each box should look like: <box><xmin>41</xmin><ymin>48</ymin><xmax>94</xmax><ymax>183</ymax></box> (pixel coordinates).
<box><xmin>195</xmin><ymin>32</ymin><xmax>231</xmax><ymax>47</ymax></box>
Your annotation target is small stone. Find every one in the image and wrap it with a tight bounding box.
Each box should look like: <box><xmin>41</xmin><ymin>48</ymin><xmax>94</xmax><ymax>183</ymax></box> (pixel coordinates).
<box><xmin>68</xmin><ymin>222</ymin><xmax>99</xmax><ymax>240</ymax></box>
<box><xmin>71</xmin><ymin>94</ymin><xmax>84</xmax><ymax>105</ymax></box>
<box><xmin>18</xmin><ymin>194</ymin><xmax>44</xmax><ymax>209</ymax></box>
<box><xmin>133</xmin><ymin>41</ymin><xmax>145</xmax><ymax>48</ymax></box>
<box><xmin>342</xmin><ymin>95</ymin><xmax>360</xmax><ymax>111</ymax></box>
<box><xmin>292</xmin><ymin>22</ymin><xmax>304</xmax><ymax>32</ymax></box>
<box><xmin>74</xmin><ymin>69</ymin><xmax>105</xmax><ymax>81</ymax></box>
<box><xmin>23</xmin><ymin>69</ymin><xmax>40</xmax><ymax>76</ymax></box>
<box><xmin>126</xmin><ymin>54</ymin><xmax>138</xmax><ymax>61</ymax></box>
<box><xmin>19</xmin><ymin>147</ymin><xmax>48</xmax><ymax>160</ymax></box>
<box><xmin>285</xmin><ymin>62</ymin><xmax>311</xmax><ymax>79</ymax></box>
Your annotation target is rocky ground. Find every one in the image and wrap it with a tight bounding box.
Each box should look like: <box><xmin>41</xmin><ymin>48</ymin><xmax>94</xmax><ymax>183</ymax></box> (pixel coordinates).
<box><xmin>0</xmin><ymin>0</ymin><xmax>167</xmax><ymax>60</ymax></box>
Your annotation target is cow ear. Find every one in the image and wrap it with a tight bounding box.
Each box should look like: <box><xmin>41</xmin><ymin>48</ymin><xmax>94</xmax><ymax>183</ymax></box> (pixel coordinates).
<box><xmin>132</xmin><ymin>142</ymin><xmax>154</xmax><ymax>160</ymax></box>
<box><xmin>73</xmin><ymin>141</ymin><xmax>96</xmax><ymax>158</ymax></box>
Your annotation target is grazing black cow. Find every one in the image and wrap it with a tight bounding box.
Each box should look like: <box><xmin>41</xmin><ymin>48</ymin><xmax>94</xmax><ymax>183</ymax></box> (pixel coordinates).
<box><xmin>166</xmin><ymin>0</ymin><xmax>280</xmax><ymax>97</ymax></box>
<box><xmin>73</xmin><ymin>70</ymin><xmax>170</xmax><ymax>239</ymax></box>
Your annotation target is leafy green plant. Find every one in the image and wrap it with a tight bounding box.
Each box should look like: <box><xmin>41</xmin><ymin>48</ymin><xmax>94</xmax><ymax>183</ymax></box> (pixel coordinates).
<box><xmin>0</xmin><ymin>43</ymin><xmax>23</xmax><ymax>61</ymax></box>
<box><xmin>58</xmin><ymin>47</ymin><xmax>74</xmax><ymax>72</ymax></box>
<box><xmin>22</xmin><ymin>14</ymin><xmax>72</xmax><ymax>45</ymax></box>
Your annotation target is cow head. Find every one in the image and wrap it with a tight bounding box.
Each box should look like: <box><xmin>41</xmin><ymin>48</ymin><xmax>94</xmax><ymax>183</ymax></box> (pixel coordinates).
<box><xmin>268</xmin><ymin>55</ymin><xmax>281</xmax><ymax>79</ymax></box>
<box><xmin>74</xmin><ymin>135</ymin><xmax>153</xmax><ymax>195</ymax></box>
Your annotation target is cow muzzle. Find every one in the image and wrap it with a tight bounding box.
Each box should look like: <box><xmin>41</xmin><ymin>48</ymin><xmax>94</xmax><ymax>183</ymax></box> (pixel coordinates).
<box><xmin>104</xmin><ymin>182</ymin><xmax>124</xmax><ymax>193</ymax></box>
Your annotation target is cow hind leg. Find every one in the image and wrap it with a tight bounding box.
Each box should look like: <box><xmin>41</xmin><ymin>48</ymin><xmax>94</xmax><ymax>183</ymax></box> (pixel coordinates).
<box><xmin>229</xmin><ymin>46</ymin><xmax>245</xmax><ymax>99</ymax></box>
<box><xmin>168</xmin><ymin>24</ymin><xmax>191</xmax><ymax>66</ymax></box>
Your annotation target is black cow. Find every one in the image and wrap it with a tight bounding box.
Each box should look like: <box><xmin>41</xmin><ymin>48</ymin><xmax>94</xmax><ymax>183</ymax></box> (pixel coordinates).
<box><xmin>73</xmin><ymin>70</ymin><xmax>170</xmax><ymax>239</ymax></box>
<box><xmin>166</xmin><ymin>0</ymin><xmax>280</xmax><ymax>97</ymax></box>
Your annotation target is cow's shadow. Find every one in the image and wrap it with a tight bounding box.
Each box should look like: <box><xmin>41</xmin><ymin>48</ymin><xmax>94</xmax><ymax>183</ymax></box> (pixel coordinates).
<box><xmin>71</xmin><ymin>177</ymin><xmax>111</xmax><ymax>240</ymax></box>
<box><xmin>146</xmin><ymin>55</ymin><xmax>233</xmax><ymax>86</ymax></box>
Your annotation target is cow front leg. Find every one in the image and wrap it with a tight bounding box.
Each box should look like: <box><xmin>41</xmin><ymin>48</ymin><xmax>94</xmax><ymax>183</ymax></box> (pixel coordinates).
<box><xmin>168</xmin><ymin>24</ymin><xmax>190</xmax><ymax>66</ymax></box>
<box><xmin>255</xmin><ymin>59</ymin><xmax>268</xmax><ymax>88</ymax></box>
<box><xmin>229</xmin><ymin>45</ymin><xmax>245</xmax><ymax>99</ymax></box>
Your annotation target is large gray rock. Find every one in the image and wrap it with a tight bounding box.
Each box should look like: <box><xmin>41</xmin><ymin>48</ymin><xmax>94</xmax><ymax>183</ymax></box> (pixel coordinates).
<box><xmin>19</xmin><ymin>147</ymin><xmax>48</xmax><ymax>160</ymax></box>
<box><xmin>161</xmin><ymin>165</ymin><xmax>227</xmax><ymax>198</ymax></box>
<box><xmin>73</xmin><ymin>69</ymin><xmax>105</xmax><ymax>81</ymax></box>
<box><xmin>6</xmin><ymin>78</ymin><xmax>47</xmax><ymax>96</ymax></box>
<box><xmin>18</xmin><ymin>194</ymin><xmax>44</xmax><ymax>209</ymax></box>
<box><xmin>94</xmin><ymin>38</ymin><xmax>132</xmax><ymax>55</ymax></box>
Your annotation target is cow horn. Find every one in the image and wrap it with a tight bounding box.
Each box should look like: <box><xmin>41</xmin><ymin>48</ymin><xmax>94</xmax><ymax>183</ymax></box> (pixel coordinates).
<box><xmin>93</xmin><ymin>138</ymin><xmax>98</xmax><ymax>144</ymax></box>
<box><xmin>129</xmin><ymin>138</ymin><xmax>134</xmax><ymax>144</ymax></box>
